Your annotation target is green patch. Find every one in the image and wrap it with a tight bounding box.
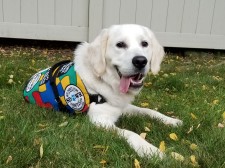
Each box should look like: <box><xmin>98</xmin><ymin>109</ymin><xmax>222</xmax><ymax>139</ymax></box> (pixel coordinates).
<box><xmin>0</xmin><ymin>43</ymin><xmax>225</xmax><ymax>168</ymax></box>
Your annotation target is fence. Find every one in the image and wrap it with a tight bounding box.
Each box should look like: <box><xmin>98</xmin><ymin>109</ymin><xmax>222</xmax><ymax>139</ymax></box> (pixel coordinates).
<box><xmin>0</xmin><ymin>0</ymin><xmax>225</xmax><ymax>49</ymax></box>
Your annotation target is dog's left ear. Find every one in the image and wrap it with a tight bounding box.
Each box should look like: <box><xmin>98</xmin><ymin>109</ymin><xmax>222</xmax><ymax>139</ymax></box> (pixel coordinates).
<box><xmin>88</xmin><ymin>29</ymin><xmax>109</xmax><ymax>76</ymax></box>
<box><xmin>145</xmin><ymin>27</ymin><xmax>165</xmax><ymax>75</ymax></box>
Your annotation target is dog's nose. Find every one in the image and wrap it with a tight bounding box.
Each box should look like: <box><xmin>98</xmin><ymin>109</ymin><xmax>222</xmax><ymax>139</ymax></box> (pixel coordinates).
<box><xmin>132</xmin><ymin>56</ymin><xmax>147</xmax><ymax>69</ymax></box>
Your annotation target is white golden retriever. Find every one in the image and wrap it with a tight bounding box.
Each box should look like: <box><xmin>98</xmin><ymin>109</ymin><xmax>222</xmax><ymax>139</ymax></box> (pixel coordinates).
<box><xmin>74</xmin><ymin>24</ymin><xmax>182</xmax><ymax>158</ymax></box>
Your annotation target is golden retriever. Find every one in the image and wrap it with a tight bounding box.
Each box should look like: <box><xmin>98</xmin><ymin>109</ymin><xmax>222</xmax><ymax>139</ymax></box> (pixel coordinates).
<box><xmin>74</xmin><ymin>24</ymin><xmax>182</xmax><ymax>158</ymax></box>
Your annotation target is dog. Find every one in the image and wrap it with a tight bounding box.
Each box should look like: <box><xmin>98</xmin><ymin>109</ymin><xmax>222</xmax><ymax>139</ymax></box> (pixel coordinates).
<box><xmin>74</xmin><ymin>24</ymin><xmax>183</xmax><ymax>158</ymax></box>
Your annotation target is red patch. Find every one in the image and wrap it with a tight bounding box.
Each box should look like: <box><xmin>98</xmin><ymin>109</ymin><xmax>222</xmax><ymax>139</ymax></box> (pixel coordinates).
<box><xmin>32</xmin><ymin>92</ymin><xmax>52</xmax><ymax>108</ymax></box>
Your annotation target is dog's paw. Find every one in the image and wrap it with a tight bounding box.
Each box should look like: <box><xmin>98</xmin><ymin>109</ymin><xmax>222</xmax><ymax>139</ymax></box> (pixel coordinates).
<box><xmin>164</xmin><ymin>118</ymin><xmax>183</xmax><ymax>127</ymax></box>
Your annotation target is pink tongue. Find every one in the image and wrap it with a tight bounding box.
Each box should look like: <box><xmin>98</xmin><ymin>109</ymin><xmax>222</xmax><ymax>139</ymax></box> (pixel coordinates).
<box><xmin>119</xmin><ymin>76</ymin><xmax>131</xmax><ymax>93</ymax></box>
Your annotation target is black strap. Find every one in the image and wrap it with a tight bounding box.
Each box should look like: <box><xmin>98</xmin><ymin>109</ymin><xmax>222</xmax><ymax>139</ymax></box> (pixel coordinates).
<box><xmin>49</xmin><ymin>60</ymin><xmax>71</xmax><ymax>112</ymax></box>
<box><xmin>48</xmin><ymin>60</ymin><xmax>106</xmax><ymax>112</ymax></box>
<box><xmin>89</xmin><ymin>94</ymin><xmax>106</xmax><ymax>104</ymax></box>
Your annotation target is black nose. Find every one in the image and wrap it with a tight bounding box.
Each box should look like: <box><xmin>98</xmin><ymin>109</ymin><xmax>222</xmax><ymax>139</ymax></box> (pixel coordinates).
<box><xmin>132</xmin><ymin>56</ymin><xmax>147</xmax><ymax>69</ymax></box>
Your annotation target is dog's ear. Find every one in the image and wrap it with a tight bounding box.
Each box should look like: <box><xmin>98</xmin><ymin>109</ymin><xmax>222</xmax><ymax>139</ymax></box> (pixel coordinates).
<box><xmin>88</xmin><ymin>29</ymin><xmax>108</xmax><ymax>76</ymax></box>
<box><xmin>150</xmin><ymin>33</ymin><xmax>165</xmax><ymax>75</ymax></box>
<box><xmin>144</xmin><ymin>28</ymin><xmax>165</xmax><ymax>75</ymax></box>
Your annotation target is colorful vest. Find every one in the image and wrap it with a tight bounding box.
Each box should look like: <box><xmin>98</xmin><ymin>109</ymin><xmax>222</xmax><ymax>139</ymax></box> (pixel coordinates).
<box><xmin>23</xmin><ymin>61</ymin><xmax>94</xmax><ymax>114</ymax></box>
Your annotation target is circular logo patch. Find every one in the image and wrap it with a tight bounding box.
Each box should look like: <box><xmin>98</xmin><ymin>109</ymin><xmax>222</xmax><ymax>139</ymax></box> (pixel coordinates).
<box><xmin>25</xmin><ymin>73</ymin><xmax>41</xmax><ymax>92</ymax></box>
<box><xmin>64</xmin><ymin>85</ymin><xmax>85</xmax><ymax>111</ymax></box>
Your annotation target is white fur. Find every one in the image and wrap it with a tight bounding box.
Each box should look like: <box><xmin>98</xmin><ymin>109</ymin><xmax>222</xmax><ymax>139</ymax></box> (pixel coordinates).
<box><xmin>74</xmin><ymin>24</ymin><xmax>182</xmax><ymax>158</ymax></box>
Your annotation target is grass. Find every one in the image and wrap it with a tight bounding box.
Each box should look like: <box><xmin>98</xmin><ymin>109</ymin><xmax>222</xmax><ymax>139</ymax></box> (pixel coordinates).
<box><xmin>0</xmin><ymin>40</ymin><xmax>225</xmax><ymax>168</ymax></box>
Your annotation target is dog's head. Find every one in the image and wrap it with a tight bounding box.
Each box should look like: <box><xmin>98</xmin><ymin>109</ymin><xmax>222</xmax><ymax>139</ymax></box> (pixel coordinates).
<box><xmin>88</xmin><ymin>24</ymin><xmax>164</xmax><ymax>94</ymax></box>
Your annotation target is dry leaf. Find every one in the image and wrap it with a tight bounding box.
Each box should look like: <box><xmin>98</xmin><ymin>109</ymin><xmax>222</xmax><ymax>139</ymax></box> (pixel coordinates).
<box><xmin>134</xmin><ymin>159</ymin><xmax>141</xmax><ymax>168</ymax></box>
<box><xmin>218</xmin><ymin>123</ymin><xmax>224</xmax><ymax>128</ymax></box>
<box><xmin>222</xmin><ymin>112</ymin><xmax>225</xmax><ymax>120</ymax></box>
<box><xmin>159</xmin><ymin>141</ymin><xmax>166</xmax><ymax>152</ymax></box>
<box><xmin>187</xmin><ymin>126</ymin><xmax>194</xmax><ymax>134</ymax></box>
<box><xmin>171</xmin><ymin>152</ymin><xmax>184</xmax><ymax>162</ymax></box>
<box><xmin>40</xmin><ymin>144</ymin><xmax>43</xmax><ymax>158</ymax></box>
<box><xmin>191</xmin><ymin>113</ymin><xmax>198</xmax><ymax>120</ymax></box>
<box><xmin>0</xmin><ymin>116</ymin><xmax>5</xmax><ymax>120</ymax></box>
<box><xmin>190</xmin><ymin>143</ymin><xmax>198</xmax><ymax>150</ymax></box>
<box><xmin>144</xmin><ymin>127</ymin><xmax>150</xmax><ymax>132</ymax></box>
<box><xmin>9</xmin><ymin>75</ymin><xmax>13</xmax><ymax>79</ymax></box>
<box><xmin>212</xmin><ymin>99</ymin><xmax>219</xmax><ymax>105</ymax></box>
<box><xmin>58</xmin><ymin>121</ymin><xmax>68</xmax><ymax>127</ymax></box>
<box><xmin>38</xmin><ymin>123</ymin><xmax>48</xmax><ymax>129</ymax></box>
<box><xmin>8</xmin><ymin>79</ymin><xmax>14</xmax><ymax>84</ymax></box>
<box><xmin>169</xmin><ymin>133</ymin><xmax>178</xmax><ymax>141</ymax></box>
<box><xmin>190</xmin><ymin>155</ymin><xmax>199</xmax><ymax>167</ymax></box>
<box><xmin>140</xmin><ymin>133</ymin><xmax>147</xmax><ymax>139</ymax></box>
<box><xmin>6</xmin><ymin>155</ymin><xmax>12</xmax><ymax>164</ymax></box>
<box><xmin>100</xmin><ymin>159</ymin><xmax>107</xmax><ymax>167</ymax></box>
<box><xmin>140</xmin><ymin>102</ymin><xmax>149</xmax><ymax>107</ymax></box>
<box><xmin>196</xmin><ymin>124</ymin><xmax>201</xmax><ymax>129</ymax></box>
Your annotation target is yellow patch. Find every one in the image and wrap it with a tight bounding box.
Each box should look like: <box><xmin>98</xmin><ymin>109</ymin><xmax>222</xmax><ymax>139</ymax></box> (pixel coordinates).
<box><xmin>39</xmin><ymin>84</ymin><xmax>46</xmax><ymax>92</ymax></box>
<box><xmin>76</xmin><ymin>74</ymin><xmax>90</xmax><ymax>105</ymax></box>
<box><xmin>61</xmin><ymin>76</ymin><xmax>70</xmax><ymax>90</ymax></box>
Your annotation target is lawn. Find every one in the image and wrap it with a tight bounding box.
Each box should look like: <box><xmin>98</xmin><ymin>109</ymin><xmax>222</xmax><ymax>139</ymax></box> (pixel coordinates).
<box><xmin>0</xmin><ymin>40</ymin><xmax>225</xmax><ymax>168</ymax></box>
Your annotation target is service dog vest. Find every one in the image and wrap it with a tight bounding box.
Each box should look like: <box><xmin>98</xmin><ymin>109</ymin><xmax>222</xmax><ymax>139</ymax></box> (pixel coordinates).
<box><xmin>23</xmin><ymin>60</ymin><xmax>106</xmax><ymax>114</ymax></box>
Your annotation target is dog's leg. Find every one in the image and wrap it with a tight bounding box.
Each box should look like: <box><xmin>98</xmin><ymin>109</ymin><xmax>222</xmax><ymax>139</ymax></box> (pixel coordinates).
<box><xmin>88</xmin><ymin>103</ymin><xmax>164</xmax><ymax>158</ymax></box>
<box><xmin>123</xmin><ymin>104</ymin><xmax>183</xmax><ymax>126</ymax></box>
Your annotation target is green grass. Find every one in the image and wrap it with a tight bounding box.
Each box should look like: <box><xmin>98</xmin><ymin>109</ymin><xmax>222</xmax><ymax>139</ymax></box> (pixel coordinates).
<box><xmin>0</xmin><ymin>42</ymin><xmax>225</xmax><ymax>168</ymax></box>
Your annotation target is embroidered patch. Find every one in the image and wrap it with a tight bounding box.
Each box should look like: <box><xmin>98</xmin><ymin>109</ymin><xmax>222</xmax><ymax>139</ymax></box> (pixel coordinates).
<box><xmin>25</xmin><ymin>73</ymin><xmax>42</xmax><ymax>92</ymax></box>
<box><xmin>64</xmin><ymin>85</ymin><xmax>85</xmax><ymax>111</ymax></box>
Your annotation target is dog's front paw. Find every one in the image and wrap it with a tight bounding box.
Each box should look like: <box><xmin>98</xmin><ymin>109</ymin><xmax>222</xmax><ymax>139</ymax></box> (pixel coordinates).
<box><xmin>164</xmin><ymin>118</ymin><xmax>183</xmax><ymax>127</ymax></box>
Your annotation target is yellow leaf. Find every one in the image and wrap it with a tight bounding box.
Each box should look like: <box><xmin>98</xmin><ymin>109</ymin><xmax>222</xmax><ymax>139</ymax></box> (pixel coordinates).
<box><xmin>58</xmin><ymin>121</ymin><xmax>68</xmax><ymax>127</ymax></box>
<box><xmin>169</xmin><ymin>133</ymin><xmax>178</xmax><ymax>141</ymax></box>
<box><xmin>40</xmin><ymin>144</ymin><xmax>43</xmax><ymax>158</ymax></box>
<box><xmin>213</xmin><ymin>99</ymin><xmax>219</xmax><ymax>105</ymax></box>
<box><xmin>190</xmin><ymin>155</ymin><xmax>199</xmax><ymax>166</ymax></box>
<box><xmin>6</xmin><ymin>155</ymin><xmax>13</xmax><ymax>164</ymax></box>
<box><xmin>8</xmin><ymin>79</ymin><xmax>14</xmax><ymax>84</ymax></box>
<box><xmin>144</xmin><ymin>127</ymin><xmax>150</xmax><ymax>132</ymax></box>
<box><xmin>191</xmin><ymin>113</ymin><xmax>198</xmax><ymax>120</ymax></box>
<box><xmin>187</xmin><ymin>126</ymin><xmax>193</xmax><ymax>134</ymax></box>
<box><xmin>100</xmin><ymin>159</ymin><xmax>107</xmax><ymax>164</ymax></box>
<box><xmin>218</xmin><ymin>123</ymin><xmax>224</xmax><ymax>128</ymax></box>
<box><xmin>93</xmin><ymin>145</ymin><xmax>107</xmax><ymax>149</ymax></box>
<box><xmin>140</xmin><ymin>102</ymin><xmax>149</xmax><ymax>107</ymax></box>
<box><xmin>190</xmin><ymin>143</ymin><xmax>198</xmax><ymax>150</ymax></box>
<box><xmin>140</xmin><ymin>133</ymin><xmax>147</xmax><ymax>139</ymax></box>
<box><xmin>222</xmin><ymin>112</ymin><xmax>225</xmax><ymax>120</ymax></box>
<box><xmin>134</xmin><ymin>159</ymin><xmax>141</xmax><ymax>168</ymax></box>
<box><xmin>9</xmin><ymin>75</ymin><xmax>14</xmax><ymax>79</ymax></box>
<box><xmin>0</xmin><ymin>116</ymin><xmax>5</xmax><ymax>120</ymax></box>
<box><xmin>159</xmin><ymin>141</ymin><xmax>166</xmax><ymax>152</ymax></box>
<box><xmin>171</xmin><ymin>152</ymin><xmax>184</xmax><ymax>162</ymax></box>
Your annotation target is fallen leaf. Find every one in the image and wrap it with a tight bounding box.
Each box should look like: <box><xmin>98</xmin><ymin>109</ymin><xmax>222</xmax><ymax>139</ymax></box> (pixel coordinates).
<box><xmin>171</xmin><ymin>152</ymin><xmax>184</xmax><ymax>162</ymax></box>
<box><xmin>144</xmin><ymin>82</ymin><xmax>152</xmax><ymax>87</ymax></box>
<box><xmin>187</xmin><ymin>126</ymin><xmax>194</xmax><ymax>134</ymax></box>
<box><xmin>169</xmin><ymin>133</ymin><xmax>178</xmax><ymax>141</ymax></box>
<box><xmin>40</xmin><ymin>144</ymin><xmax>43</xmax><ymax>158</ymax></box>
<box><xmin>140</xmin><ymin>102</ymin><xmax>149</xmax><ymax>108</ymax></box>
<box><xmin>144</xmin><ymin>126</ymin><xmax>150</xmax><ymax>132</ymax></box>
<box><xmin>8</xmin><ymin>79</ymin><xmax>14</xmax><ymax>84</ymax></box>
<box><xmin>100</xmin><ymin>159</ymin><xmax>107</xmax><ymax>167</ymax></box>
<box><xmin>190</xmin><ymin>143</ymin><xmax>198</xmax><ymax>150</ymax></box>
<box><xmin>222</xmin><ymin>112</ymin><xmax>225</xmax><ymax>120</ymax></box>
<box><xmin>190</xmin><ymin>155</ymin><xmax>199</xmax><ymax>167</ymax></box>
<box><xmin>6</xmin><ymin>155</ymin><xmax>13</xmax><ymax>164</ymax></box>
<box><xmin>9</xmin><ymin>75</ymin><xmax>13</xmax><ymax>79</ymax></box>
<box><xmin>212</xmin><ymin>99</ymin><xmax>219</xmax><ymax>105</ymax></box>
<box><xmin>159</xmin><ymin>141</ymin><xmax>166</xmax><ymax>152</ymax></box>
<box><xmin>134</xmin><ymin>159</ymin><xmax>141</xmax><ymax>168</ymax></box>
<box><xmin>196</xmin><ymin>124</ymin><xmax>201</xmax><ymax>129</ymax></box>
<box><xmin>38</xmin><ymin>123</ymin><xmax>48</xmax><ymax>129</ymax></box>
<box><xmin>0</xmin><ymin>116</ymin><xmax>5</xmax><ymax>120</ymax></box>
<box><xmin>58</xmin><ymin>121</ymin><xmax>68</xmax><ymax>127</ymax></box>
<box><xmin>218</xmin><ymin>123</ymin><xmax>224</xmax><ymax>128</ymax></box>
<box><xmin>140</xmin><ymin>133</ymin><xmax>147</xmax><ymax>139</ymax></box>
<box><xmin>191</xmin><ymin>113</ymin><xmax>198</xmax><ymax>120</ymax></box>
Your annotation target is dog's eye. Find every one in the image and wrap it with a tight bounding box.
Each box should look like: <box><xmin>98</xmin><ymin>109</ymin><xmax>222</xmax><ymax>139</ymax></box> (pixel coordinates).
<box><xmin>116</xmin><ymin>42</ymin><xmax>127</xmax><ymax>49</ymax></box>
<box><xmin>141</xmin><ymin>41</ymin><xmax>148</xmax><ymax>47</ymax></box>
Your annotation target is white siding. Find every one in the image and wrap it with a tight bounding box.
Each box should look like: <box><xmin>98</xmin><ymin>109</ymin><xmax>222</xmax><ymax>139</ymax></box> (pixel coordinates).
<box><xmin>0</xmin><ymin>0</ymin><xmax>224</xmax><ymax>49</ymax></box>
<box><xmin>21</xmin><ymin>0</ymin><xmax>38</xmax><ymax>24</ymax></box>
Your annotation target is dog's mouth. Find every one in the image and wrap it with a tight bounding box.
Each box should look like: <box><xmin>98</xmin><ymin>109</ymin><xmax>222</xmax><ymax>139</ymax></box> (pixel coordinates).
<box><xmin>115</xmin><ymin>66</ymin><xmax>144</xmax><ymax>93</ymax></box>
